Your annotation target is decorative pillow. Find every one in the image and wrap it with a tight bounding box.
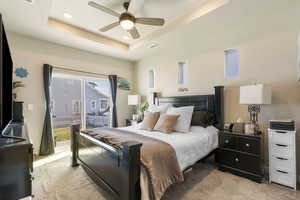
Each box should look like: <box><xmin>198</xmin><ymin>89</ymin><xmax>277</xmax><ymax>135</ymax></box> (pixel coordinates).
<box><xmin>148</xmin><ymin>104</ymin><xmax>171</xmax><ymax>113</ymax></box>
<box><xmin>139</xmin><ymin>112</ymin><xmax>160</xmax><ymax>131</ymax></box>
<box><xmin>153</xmin><ymin>114</ymin><xmax>180</xmax><ymax>133</ymax></box>
<box><xmin>167</xmin><ymin>106</ymin><xmax>194</xmax><ymax>133</ymax></box>
<box><xmin>191</xmin><ymin>111</ymin><xmax>216</xmax><ymax>128</ymax></box>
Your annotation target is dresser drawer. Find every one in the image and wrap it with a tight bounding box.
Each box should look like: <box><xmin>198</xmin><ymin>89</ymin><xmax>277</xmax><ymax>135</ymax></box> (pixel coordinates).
<box><xmin>218</xmin><ymin>149</ymin><xmax>260</xmax><ymax>174</ymax></box>
<box><xmin>270</xmin><ymin>130</ymin><xmax>294</xmax><ymax>145</ymax></box>
<box><xmin>271</xmin><ymin>143</ymin><xmax>294</xmax><ymax>158</ymax></box>
<box><xmin>219</xmin><ymin>134</ymin><xmax>236</xmax><ymax>149</ymax></box>
<box><xmin>270</xmin><ymin>168</ymin><xmax>295</xmax><ymax>188</ymax></box>
<box><xmin>271</xmin><ymin>156</ymin><xmax>295</xmax><ymax>172</ymax></box>
<box><xmin>237</xmin><ymin>137</ymin><xmax>260</xmax><ymax>155</ymax></box>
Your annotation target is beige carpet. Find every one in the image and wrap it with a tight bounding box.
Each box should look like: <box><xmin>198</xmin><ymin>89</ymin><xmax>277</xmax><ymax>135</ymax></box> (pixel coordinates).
<box><xmin>33</xmin><ymin>156</ymin><xmax>299</xmax><ymax>200</ymax></box>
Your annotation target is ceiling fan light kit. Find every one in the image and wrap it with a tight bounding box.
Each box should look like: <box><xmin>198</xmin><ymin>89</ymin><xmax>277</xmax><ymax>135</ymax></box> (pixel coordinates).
<box><xmin>119</xmin><ymin>13</ymin><xmax>135</xmax><ymax>30</ymax></box>
<box><xmin>88</xmin><ymin>0</ymin><xmax>165</xmax><ymax>39</ymax></box>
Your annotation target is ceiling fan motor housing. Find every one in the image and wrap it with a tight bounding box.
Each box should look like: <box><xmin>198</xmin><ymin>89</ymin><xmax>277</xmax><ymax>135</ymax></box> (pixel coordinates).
<box><xmin>119</xmin><ymin>13</ymin><xmax>136</xmax><ymax>23</ymax></box>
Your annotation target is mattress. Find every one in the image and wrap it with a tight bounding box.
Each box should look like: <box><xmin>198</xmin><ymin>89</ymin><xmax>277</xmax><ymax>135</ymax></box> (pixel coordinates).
<box><xmin>120</xmin><ymin>125</ymin><xmax>219</xmax><ymax>171</ymax></box>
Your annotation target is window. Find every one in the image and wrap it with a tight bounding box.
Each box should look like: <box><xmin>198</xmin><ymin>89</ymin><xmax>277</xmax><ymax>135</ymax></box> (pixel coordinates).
<box><xmin>225</xmin><ymin>49</ymin><xmax>240</xmax><ymax>78</ymax></box>
<box><xmin>84</xmin><ymin>80</ymin><xmax>111</xmax><ymax>128</ymax></box>
<box><xmin>99</xmin><ymin>98</ymin><xmax>109</xmax><ymax>111</ymax></box>
<box><xmin>67</xmin><ymin>79</ymin><xmax>74</xmax><ymax>85</ymax></box>
<box><xmin>72</xmin><ymin>100</ymin><xmax>81</xmax><ymax>114</ymax></box>
<box><xmin>91</xmin><ymin>100</ymin><xmax>96</xmax><ymax>110</ymax></box>
<box><xmin>51</xmin><ymin>75</ymin><xmax>111</xmax><ymax>132</ymax></box>
<box><xmin>178</xmin><ymin>62</ymin><xmax>188</xmax><ymax>84</ymax></box>
<box><xmin>149</xmin><ymin>70</ymin><xmax>155</xmax><ymax>88</ymax></box>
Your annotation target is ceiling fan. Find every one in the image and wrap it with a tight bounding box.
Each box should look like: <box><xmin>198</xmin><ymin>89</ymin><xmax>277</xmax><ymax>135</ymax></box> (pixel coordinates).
<box><xmin>88</xmin><ymin>0</ymin><xmax>165</xmax><ymax>39</ymax></box>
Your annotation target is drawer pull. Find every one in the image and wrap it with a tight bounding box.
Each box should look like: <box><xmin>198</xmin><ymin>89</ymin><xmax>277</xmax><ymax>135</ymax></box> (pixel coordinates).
<box><xmin>235</xmin><ymin>158</ymin><xmax>239</xmax><ymax>162</ymax></box>
<box><xmin>225</xmin><ymin>140</ymin><xmax>229</xmax><ymax>144</ymax></box>
<box><xmin>245</xmin><ymin>143</ymin><xmax>250</xmax><ymax>147</ymax></box>
<box><xmin>276</xmin><ymin>157</ymin><xmax>288</xmax><ymax>161</ymax></box>
<box><xmin>275</xmin><ymin>144</ymin><xmax>288</xmax><ymax>147</ymax></box>
<box><xmin>275</xmin><ymin>131</ymin><xmax>287</xmax><ymax>134</ymax></box>
<box><xmin>276</xmin><ymin>169</ymin><xmax>288</xmax><ymax>174</ymax></box>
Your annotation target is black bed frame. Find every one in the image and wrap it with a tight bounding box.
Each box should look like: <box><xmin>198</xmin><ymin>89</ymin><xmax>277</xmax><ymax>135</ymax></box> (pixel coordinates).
<box><xmin>71</xmin><ymin>86</ymin><xmax>224</xmax><ymax>200</ymax></box>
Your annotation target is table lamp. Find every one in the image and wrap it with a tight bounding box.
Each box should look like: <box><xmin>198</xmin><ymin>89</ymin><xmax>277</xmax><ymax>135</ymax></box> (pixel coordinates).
<box><xmin>128</xmin><ymin>95</ymin><xmax>141</xmax><ymax>120</ymax></box>
<box><xmin>240</xmin><ymin>84</ymin><xmax>272</xmax><ymax>133</ymax></box>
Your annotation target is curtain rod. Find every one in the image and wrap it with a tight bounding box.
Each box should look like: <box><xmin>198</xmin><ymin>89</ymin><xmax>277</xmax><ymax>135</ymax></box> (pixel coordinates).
<box><xmin>52</xmin><ymin>65</ymin><xmax>125</xmax><ymax>79</ymax></box>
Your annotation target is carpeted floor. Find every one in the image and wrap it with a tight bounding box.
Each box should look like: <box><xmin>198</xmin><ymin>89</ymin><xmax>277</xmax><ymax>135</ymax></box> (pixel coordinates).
<box><xmin>33</xmin><ymin>156</ymin><xmax>299</xmax><ymax>200</ymax></box>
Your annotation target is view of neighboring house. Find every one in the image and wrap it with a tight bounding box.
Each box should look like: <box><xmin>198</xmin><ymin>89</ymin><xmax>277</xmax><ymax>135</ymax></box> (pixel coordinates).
<box><xmin>85</xmin><ymin>81</ymin><xmax>110</xmax><ymax>128</ymax></box>
<box><xmin>50</xmin><ymin>77</ymin><xmax>110</xmax><ymax>132</ymax></box>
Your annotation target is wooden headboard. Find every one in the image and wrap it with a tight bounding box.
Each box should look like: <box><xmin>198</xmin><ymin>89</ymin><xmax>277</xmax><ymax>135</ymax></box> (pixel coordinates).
<box><xmin>158</xmin><ymin>86</ymin><xmax>224</xmax><ymax>130</ymax></box>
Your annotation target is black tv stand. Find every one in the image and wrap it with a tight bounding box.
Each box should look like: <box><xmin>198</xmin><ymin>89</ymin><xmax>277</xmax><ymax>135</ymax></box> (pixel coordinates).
<box><xmin>0</xmin><ymin>122</ymin><xmax>33</xmax><ymax>200</ymax></box>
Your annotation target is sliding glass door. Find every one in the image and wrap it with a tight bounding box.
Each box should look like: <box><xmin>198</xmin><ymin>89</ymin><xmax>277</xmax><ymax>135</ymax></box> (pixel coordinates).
<box><xmin>50</xmin><ymin>73</ymin><xmax>111</xmax><ymax>150</ymax></box>
<box><xmin>83</xmin><ymin>80</ymin><xmax>111</xmax><ymax>129</ymax></box>
<box><xmin>51</xmin><ymin>77</ymin><xmax>82</xmax><ymax>147</ymax></box>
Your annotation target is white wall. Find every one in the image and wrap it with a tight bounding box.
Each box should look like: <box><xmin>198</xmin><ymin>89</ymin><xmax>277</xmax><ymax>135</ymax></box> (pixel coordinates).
<box><xmin>135</xmin><ymin>0</ymin><xmax>300</xmax><ymax>95</ymax></box>
<box><xmin>298</xmin><ymin>32</ymin><xmax>300</xmax><ymax>81</ymax></box>
<box><xmin>134</xmin><ymin>0</ymin><xmax>300</xmax><ymax>180</ymax></box>
<box><xmin>7</xmin><ymin>32</ymin><xmax>134</xmax><ymax>154</ymax></box>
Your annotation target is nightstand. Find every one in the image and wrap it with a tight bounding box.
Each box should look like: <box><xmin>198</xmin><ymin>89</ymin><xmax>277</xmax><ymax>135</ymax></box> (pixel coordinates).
<box><xmin>125</xmin><ymin>119</ymin><xmax>142</xmax><ymax>126</ymax></box>
<box><xmin>216</xmin><ymin>130</ymin><xmax>263</xmax><ymax>183</ymax></box>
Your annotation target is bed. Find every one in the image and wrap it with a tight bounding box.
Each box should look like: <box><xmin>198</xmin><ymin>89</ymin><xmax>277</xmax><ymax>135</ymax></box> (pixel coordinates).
<box><xmin>71</xmin><ymin>86</ymin><xmax>224</xmax><ymax>200</ymax></box>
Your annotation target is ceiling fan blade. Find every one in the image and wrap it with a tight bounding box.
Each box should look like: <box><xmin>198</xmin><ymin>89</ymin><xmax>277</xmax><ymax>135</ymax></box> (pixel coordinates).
<box><xmin>128</xmin><ymin>0</ymin><xmax>145</xmax><ymax>14</ymax></box>
<box><xmin>136</xmin><ymin>18</ymin><xmax>165</xmax><ymax>26</ymax></box>
<box><xmin>128</xmin><ymin>27</ymin><xmax>140</xmax><ymax>39</ymax></box>
<box><xmin>88</xmin><ymin>1</ymin><xmax>120</xmax><ymax>18</ymax></box>
<box><xmin>99</xmin><ymin>22</ymin><xmax>119</xmax><ymax>32</ymax></box>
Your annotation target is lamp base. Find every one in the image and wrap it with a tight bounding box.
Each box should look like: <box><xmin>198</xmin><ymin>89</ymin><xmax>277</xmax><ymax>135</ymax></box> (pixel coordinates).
<box><xmin>248</xmin><ymin>104</ymin><xmax>261</xmax><ymax>134</ymax></box>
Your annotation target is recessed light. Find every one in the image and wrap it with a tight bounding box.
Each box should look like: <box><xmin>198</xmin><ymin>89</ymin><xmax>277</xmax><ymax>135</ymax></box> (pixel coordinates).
<box><xmin>123</xmin><ymin>36</ymin><xmax>130</xmax><ymax>40</ymax></box>
<box><xmin>149</xmin><ymin>43</ymin><xmax>158</xmax><ymax>49</ymax></box>
<box><xmin>24</xmin><ymin>0</ymin><xmax>35</xmax><ymax>4</ymax></box>
<box><xmin>64</xmin><ymin>13</ymin><xmax>72</xmax><ymax>19</ymax></box>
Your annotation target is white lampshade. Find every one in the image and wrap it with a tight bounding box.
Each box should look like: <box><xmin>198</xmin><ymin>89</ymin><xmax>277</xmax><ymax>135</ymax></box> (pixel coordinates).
<box><xmin>128</xmin><ymin>95</ymin><xmax>141</xmax><ymax>105</ymax></box>
<box><xmin>240</xmin><ymin>84</ymin><xmax>272</xmax><ymax>105</ymax></box>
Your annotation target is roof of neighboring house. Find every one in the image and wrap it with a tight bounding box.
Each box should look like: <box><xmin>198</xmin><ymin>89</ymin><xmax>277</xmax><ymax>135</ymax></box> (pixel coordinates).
<box><xmin>87</xmin><ymin>82</ymin><xmax>109</xmax><ymax>98</ymax></box>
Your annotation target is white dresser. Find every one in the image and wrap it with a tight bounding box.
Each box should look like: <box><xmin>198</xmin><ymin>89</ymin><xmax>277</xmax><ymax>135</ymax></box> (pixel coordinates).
<box><xmin>268</xmin><ymin>128</ymin><xmax>297</xmax><ymax>189</ymax></box>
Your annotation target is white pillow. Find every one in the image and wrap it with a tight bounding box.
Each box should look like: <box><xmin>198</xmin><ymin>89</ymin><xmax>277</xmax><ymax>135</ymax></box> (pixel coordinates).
<box><xmin>167</xmin><ymin>106</ymin><xmax>194</xmax><ymax>133</ymax></box>
<box><xmin>148</xmin><ymin>104</ymin><xmax>171</xmax><ymax>113</ymax></box>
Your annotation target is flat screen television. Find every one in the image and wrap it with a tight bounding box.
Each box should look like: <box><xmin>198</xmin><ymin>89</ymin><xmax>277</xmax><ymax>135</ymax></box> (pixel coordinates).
<box><xmin>0</xmin><ymin>14</ymin><xmax>13</xmax><ymax>133</ymax></box>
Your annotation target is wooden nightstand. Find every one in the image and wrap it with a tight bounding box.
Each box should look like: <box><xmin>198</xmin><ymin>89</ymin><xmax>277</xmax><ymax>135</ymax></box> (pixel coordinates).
<box><xmin>125</xmin><ymin>119</ymin><xmax>142</xmax><ymax>126</ymax></box>
<box><xmin>216</xmin><ymin>130</ymin><xmax>263</xmax><ymax>183</ymax></box>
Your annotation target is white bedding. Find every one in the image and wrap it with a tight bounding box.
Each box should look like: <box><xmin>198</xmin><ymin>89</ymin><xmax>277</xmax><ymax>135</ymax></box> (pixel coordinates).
<box><xmin>120</xmin><ymin>125</ymin><xmax>219</xmax><ymax>171</ymax></box>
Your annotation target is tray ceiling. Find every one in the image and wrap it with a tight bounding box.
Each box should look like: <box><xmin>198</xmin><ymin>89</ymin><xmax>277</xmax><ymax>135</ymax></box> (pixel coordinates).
<box><xmin>0</xmin><ymin>0</ymin><xmax>230</xmax><ymax>60</ymax></box>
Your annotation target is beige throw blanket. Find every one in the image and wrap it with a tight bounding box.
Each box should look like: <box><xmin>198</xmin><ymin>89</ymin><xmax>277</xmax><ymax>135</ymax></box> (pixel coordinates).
<box><xmin>82</xmin><ymin>127</ymin><xmax>184</xmax><ymax>200</ymax></box>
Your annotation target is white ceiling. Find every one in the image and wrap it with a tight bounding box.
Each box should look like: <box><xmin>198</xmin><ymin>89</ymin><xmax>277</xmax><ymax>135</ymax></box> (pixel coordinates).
<box><xmin>50</xmin><ymin>0</ymin><xmax>207</xmax><ymax>44</ymax></box>
<box><xmin>0</xmin><ymin>0</ymin><xmax>229</xmax><ymax>61</ymax></box>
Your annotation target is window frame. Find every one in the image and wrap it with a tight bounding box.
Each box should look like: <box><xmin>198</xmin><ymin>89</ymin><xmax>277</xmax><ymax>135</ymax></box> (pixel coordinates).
<box><xmin>90</xmin><ymin>100</ymin><xmax>97</xmax><ymax>110</ymax></box>
<box><xmin>99</xmin><ymin>98</ymin><xmax>109</xmax><ymax>112</ymax></box>
<box><xmin>72</xmin><ymin>100</ymin><xmax>81</xmax><ymax>114</ymax></box>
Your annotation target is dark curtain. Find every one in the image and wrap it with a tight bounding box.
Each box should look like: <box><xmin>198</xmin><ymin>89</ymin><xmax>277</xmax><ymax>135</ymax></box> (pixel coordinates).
<box><xmin>108</xmin><ymin>75</ymin><xmax>118</xmax><ymax>128</ymax></box>
<box><xmin>40</xmin><ymin>64</ymin><xmax>54</xmax><ymax>155</ymax></box>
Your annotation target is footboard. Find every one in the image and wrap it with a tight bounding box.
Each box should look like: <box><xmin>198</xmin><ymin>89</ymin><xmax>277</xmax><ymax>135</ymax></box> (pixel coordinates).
<box><xmin>71</xmin><ymin>125</ymin><xmax>142</xmax><ymax>200</ymax></box>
